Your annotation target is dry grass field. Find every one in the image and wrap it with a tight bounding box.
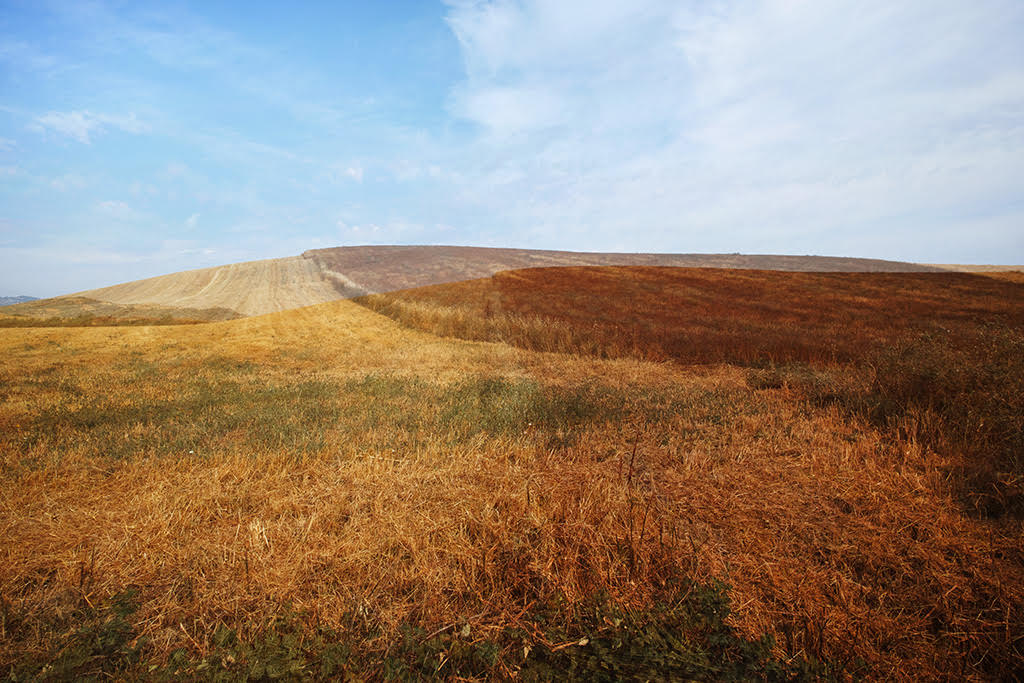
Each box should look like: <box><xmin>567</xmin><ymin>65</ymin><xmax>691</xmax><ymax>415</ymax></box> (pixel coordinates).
<box><xmin>2</xmin><ymin>267</ymin><xmax>1023</xmax><ymax>680</ymax></box>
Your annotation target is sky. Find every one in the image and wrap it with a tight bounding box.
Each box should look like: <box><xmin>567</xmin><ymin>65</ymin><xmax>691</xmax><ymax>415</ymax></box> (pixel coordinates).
<box><xmin>1</xmin><ymin>0</ymin><xmax>1023</xmax><ymax>297</ymax></box>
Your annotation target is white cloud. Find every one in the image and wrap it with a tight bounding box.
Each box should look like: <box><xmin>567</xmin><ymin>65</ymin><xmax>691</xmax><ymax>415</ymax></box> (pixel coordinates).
<box><xmin>452</xmin><ymin>85</ymin><xmax>568</xmax><ymax>134</ymax></box>
<box><xmin>336</xmin><ymin>218</ymin><xmax>437</xmax><ymax>244</ymax></box>
<box><xmin>443</xmin><ymin>0</ymin><xmax>1024</xmax><ymax>260</ymax></box>
<box><xmin>185</xmin><ymin>213</ymin><xmax>200</xmax><ymax>229</ymax></box>
<box><xmin>32</xmin><ymin>110</ymin><xmax>147</xmax><ymax>144</ymax></box>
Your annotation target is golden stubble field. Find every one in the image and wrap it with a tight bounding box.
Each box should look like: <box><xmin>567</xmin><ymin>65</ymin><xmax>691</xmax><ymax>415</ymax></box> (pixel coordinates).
<box><xmin>1</xmin><ymin>286</ymin><xmax>1022</xmax><ymax>679</ymax></box>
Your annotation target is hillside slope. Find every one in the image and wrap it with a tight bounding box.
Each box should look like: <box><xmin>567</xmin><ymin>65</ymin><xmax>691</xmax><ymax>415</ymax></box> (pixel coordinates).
<box><xmin>32</xmin><ymin>246</ymin><xmax>943</xmax><ymax>322</ymax></box>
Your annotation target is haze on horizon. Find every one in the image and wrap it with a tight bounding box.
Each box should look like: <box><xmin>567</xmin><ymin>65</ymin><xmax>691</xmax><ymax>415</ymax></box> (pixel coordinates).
<box><xmin>1</xmin><ymin>0</ymin><xmax>1023</xmax><ymax>297</ymax></box>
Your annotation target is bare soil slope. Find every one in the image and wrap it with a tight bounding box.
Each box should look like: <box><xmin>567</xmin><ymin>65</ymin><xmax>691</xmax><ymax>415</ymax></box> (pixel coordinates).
<box><xmin>307</xmin><ymin>245</ymin><xmax>943</xmax><ymax>294</ymax></box>
<box><xmin>926</xmin><ymin>263</ymin><xmax>1024</xmax><ymax>272</ymax></box>
<box><xmin>70</xmin><ymin>254</ymin><xmax>359</xmax><ymax>318</ymax></box>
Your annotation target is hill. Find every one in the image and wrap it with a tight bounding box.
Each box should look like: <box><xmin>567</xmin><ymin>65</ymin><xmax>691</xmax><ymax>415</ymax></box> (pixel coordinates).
<box><xmin>18</xmin><ymin>246</ymin><xmax>944</xmax><ymax>324</ymax></box>
<box><xmin>0</xmin><ymin>295</ymin><xmax>37</xmax><ymax>307</ymax></box>
<box><xmin>305</xmin><ymin>245</ymin><xmax>944</xmax><ymax>295</ymax></box>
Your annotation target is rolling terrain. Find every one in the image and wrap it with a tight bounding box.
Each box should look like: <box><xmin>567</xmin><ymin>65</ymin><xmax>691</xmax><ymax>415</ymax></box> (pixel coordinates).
<box><xmin>1</xmin><ymin>253</ymin><xmax>1022</xmax><ymax>679</ymax></box>
<box><xmin>6</xmin><ymin>246</ymin><xmax>945</xmax><ymax>325</ymax></box>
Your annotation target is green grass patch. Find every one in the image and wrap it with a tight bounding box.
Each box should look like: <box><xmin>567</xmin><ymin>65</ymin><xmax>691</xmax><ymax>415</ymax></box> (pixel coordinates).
<box><xmin>13</xmin><ymin>357</ymin><xmax>714</xmax><ymax>463</ymax></box>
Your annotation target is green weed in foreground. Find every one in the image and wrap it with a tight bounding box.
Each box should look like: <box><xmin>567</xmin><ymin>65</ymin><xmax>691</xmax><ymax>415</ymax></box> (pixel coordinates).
<box><xmin>5</xmin><ymin>581</ymin><xmax>832</xmax><ymax>681</ymax></box>
<box><xmin>4</xmin><ymin>589</ymin><xmax>145</xmax><ymax>682</ymax></box>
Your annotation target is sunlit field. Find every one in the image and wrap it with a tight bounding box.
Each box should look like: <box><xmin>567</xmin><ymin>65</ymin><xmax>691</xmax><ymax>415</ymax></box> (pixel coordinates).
<box><xmin>2</xmin><ymin>270</ymin><xmax>1023</xmax><ymax>680</ymax></box>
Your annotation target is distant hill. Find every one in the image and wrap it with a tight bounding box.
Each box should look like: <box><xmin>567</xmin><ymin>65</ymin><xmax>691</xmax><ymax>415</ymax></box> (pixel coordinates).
<box><xmin>0</xmin><ymin>296</ymin><xmax>240</xmax><ymax>326</ymax></box>
<box><xmin>0</xmin><ymin>296</ymin><xmax>37</xmax><ymax>307</ymax></box>
<box><xmin>23</xmin><ymin>246</ymin><xmax>945</xmax><ymax>322</ymax></box>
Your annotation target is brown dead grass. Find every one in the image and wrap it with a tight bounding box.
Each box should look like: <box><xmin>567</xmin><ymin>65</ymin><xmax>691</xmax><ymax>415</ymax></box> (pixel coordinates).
<box><xmin>979</xmin><ymin>270</ymin><xmax>1024</xmax><ymax>284</ymax></box>
<box><xmin>1</xmin><ymin>286</ymin><xmax>1023</xmax><ymax>679</ymax></box>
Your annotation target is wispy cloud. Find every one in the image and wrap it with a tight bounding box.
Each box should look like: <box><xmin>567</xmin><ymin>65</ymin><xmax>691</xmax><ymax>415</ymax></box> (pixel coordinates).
<box><xmin>0</xmin><ymin>39</ymin><xmax>62</xmax><ymax>74</ymax></box>
<box><xmin>96</xmin><ymin>199</ymin><xmax>143</xmax><ymax>222</ymax></box>
<box><xmin>32</xmin><ymin>110</ymin><xmax>147</xmax><ymax>144</ymax></box>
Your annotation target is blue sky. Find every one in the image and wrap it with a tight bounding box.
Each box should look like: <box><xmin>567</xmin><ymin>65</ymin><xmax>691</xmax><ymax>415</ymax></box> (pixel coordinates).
<box><xmin>1</xmin><ymin>0</ymin><xmax>1023</xmax><ymax>296</ymax></box>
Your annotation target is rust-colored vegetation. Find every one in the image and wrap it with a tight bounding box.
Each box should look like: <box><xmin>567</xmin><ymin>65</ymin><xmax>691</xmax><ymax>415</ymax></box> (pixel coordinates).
<box><xmin>359</xmin><ymin>267</ymin><xmax>1024</xmax><ymax>517</ymax></box>
<box><xmin>356</xmin><ymin>266</ymin><xmax>1024</xmax><ymax>364</ymax></box>
<box><xmin>2</xmin><ymin>269</ymin><xmax>1023</xmax><ymax>680</ymax></box>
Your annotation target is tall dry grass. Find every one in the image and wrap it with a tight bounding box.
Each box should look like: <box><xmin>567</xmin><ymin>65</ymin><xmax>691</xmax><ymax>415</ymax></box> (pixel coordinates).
<box><xmin>2</xmin><ymin>287</ymin><xmax>1023</xmax><ymax>678</ymax></box>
